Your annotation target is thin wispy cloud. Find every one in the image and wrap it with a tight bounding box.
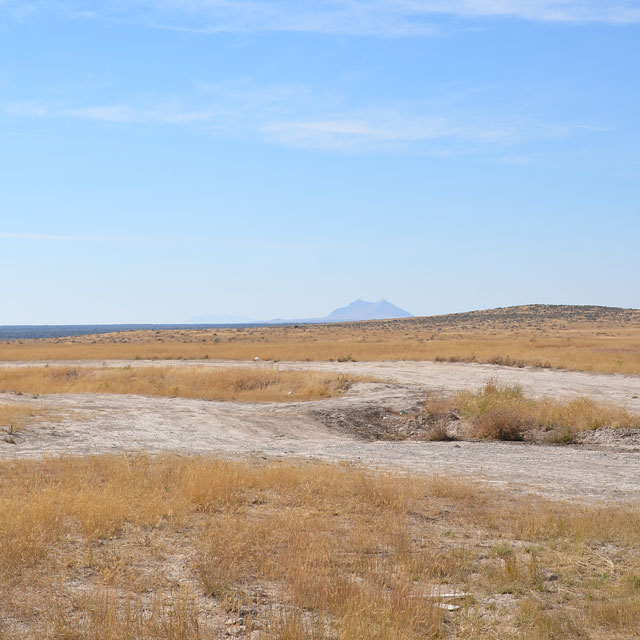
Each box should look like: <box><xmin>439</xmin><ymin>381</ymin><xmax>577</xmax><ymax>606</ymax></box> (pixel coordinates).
<box><xmin>0</xmin><ymin>231</ymin><xmax>146</xmax><ymax>243</ymax></box>
<box><xmin>2</xmin><ymin>1</ymin><xmax>639</xmax><ymax>34</ymax></box>
<box><xmin>3</xmin><ymin>89</ymin><xmax>586</xmax><ymax>155</ymax></box>
<box><xmin>400</xmin><ymin>1</ymin><xmax>640</xmax><ymax>24</ymax></box>
<box><xmin>102</xmin><ymin>1</ymin><xmax>640</xmax><ymax>33</ymax></box>
<box><xmin>0</xmin><ymin>232</ymin><xmax>75</xmax><ymax>241</ymax></box>
<box><xmin>262</xmin><ymin>114</ymin><xmax>512</xmax><ymax>152</ymax></box>
<box><xmin>4</xmin><ymin>101</ymin><xmax>216</xmax><ymax>124</ymax></box>
<box><xmin>263</xmin><ymin>110</ymin><xmax>581</xmax><ymax>152</ymax></box>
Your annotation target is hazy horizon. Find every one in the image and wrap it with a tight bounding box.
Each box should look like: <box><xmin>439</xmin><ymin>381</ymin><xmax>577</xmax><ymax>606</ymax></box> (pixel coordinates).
<box><xmin>2</xmin><ymin>300</ymin><xmax>639</xmax><ymax>329</ymax></box>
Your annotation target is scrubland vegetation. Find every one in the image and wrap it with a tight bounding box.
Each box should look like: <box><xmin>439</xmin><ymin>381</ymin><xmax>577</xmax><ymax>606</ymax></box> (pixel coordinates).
<box><xmin>1</xmin><ymin>305</ymin><xmax>639</xmax><ymax>375</ymax></box>
<box><xmin>1</xmin><ymin>455</ymin><xmax>639</xmax><ymax>639</ymax></box>
<box><xmin>426</xmin><ymin>382</ymin><xmax>640</xmax><ymax>443</ymax></box>
<box><xmin>0</xmin><ymin>366</ymin><xmax>361</xmax><ymax>403</ymax></box>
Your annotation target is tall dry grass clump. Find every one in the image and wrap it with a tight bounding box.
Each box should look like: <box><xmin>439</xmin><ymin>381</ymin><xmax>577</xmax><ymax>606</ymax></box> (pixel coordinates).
<box><xmin>452</xmin><ymin>382</ymin><xmax>640</xmax><ymax>442</ymax></box>
<box><xmin>1</xmin><ymin>455</ymin><xmax>640</xmax><ymax>639</ymax></box>
<box><xmin>51</xmin><ymin>592</ymin><xmax>203</xmax><ymax>640</ymax></box>
<box><xmin>0</xmin><ymin>365</ymin><xmax>360</xmax><ymax>402</ymax></box>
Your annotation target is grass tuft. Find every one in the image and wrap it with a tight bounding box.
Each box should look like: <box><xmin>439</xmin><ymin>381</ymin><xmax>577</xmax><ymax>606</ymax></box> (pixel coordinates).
<box><xmin>451</xmin><ymin>382</ymin><xmax>640</xmax><ymax>441</ymax></box>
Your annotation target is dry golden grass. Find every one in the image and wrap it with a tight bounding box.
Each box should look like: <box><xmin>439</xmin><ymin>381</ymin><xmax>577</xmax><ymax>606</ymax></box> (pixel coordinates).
<box><xmin>0</xmin><ymin>402</ymin><xmax>38</xmax><ymax>430</ymax></box>
<box><xmin>0</xmin><ymin>401</ymin><xmax>58</xmax><ymax>436</ymax></box>
<box><xmin>0</xmin><ymin>366</ymin><xmax>361</xmax><ymax>402</ymax></box>
<box><xmin>1</xmin><ymin>455</ymin><xmax>639</xmax><ymax>639</ymax></box>
<box><xmin>2</xmin><ymin>305</ymin><xmax>639</xmax><ymax>375</ymax></box>
<box><xmin>426</xmin><ymin>382</ymin><xmax>640</xmax><ymax>442</ymax></box>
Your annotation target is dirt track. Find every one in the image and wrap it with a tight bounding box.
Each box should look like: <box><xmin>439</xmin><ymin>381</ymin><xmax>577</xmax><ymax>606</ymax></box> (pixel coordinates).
<box><xmin>1</xmin><ymin>360</ymin><xmax>639</xmax><ymax>503</ymax></box>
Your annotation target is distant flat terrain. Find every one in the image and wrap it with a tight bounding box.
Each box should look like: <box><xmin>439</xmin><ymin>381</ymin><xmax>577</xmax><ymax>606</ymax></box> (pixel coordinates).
<box><xmin>0</xmin><ymin>322</ymin><xmax>254</xmax><ymax>341</ymax></box>
<box><xmin>2</xmin><ymin>305</ymin><xmax>639</xmax><ymax>375</ymax></box>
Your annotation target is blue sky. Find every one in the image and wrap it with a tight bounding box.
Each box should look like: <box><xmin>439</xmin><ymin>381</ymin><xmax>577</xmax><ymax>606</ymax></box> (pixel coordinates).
<box><xmin>1</xmin><ymin>1</ymin><xmax>639</xmax><ymax>323</ymax></box>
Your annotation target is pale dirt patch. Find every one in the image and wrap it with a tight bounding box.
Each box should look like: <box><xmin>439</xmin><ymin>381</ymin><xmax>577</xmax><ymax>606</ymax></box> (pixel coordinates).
<box><xmin>1</xmin><ymin>360</ymin><xmax>639</xmax><ymax>503</ymax></box>
<box><xmin>3</xmin><ymin>358</ymin><xmax>638</xmax><ymax>409</ymax></box>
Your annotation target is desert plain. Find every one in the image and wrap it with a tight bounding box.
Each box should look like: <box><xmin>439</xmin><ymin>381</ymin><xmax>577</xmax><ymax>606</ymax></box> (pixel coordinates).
<box><xmin>1</xmin><ymin>305</ymin><xmax>640</xmax><ymax>639</ymax></box>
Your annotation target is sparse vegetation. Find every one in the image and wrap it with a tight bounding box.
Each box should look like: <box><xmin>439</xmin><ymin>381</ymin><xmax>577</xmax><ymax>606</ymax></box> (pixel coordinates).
<box><xmin>0</xmin><ymin>365</ymin><xmax>363</xmax><ymax>402</ymax></box>
<box><xmin>0</xmin><ymin>304</ymin><xmax>639</xmax><ymax>374</ymax></box>
<box><xmin>1</xmin><ymin>454</ymin><xmax>639</xmax><ymax>639</ymax></box>
<box><xmin>0</xmin><ymin>402</ymin><xmax>55</xmax><ymax>435</ymax></box>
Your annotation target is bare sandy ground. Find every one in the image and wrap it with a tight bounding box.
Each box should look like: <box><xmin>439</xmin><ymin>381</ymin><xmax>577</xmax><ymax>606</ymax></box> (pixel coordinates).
<box><xmin>283</xmin><ymin>360</ymin><xmax>640</xmax><ymax>410</ymax></box>
<box><xmin>1</xmin><ymin>360</ymin><xmax>639</xmax><ymax>503</ymax></box>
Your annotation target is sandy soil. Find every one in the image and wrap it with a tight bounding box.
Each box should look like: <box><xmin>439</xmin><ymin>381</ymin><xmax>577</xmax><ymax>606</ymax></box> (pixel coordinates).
<box><xmin>1</xmin><ymin>360</ymin><xmax>639</xmax><ymax>503</ymax></box>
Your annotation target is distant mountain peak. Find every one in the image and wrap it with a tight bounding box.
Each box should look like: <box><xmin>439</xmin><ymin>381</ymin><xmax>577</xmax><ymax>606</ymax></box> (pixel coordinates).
<box><xmin>323</xmin><ymin>299</ymin><xmax>413</xmax><ymax>322</ymax></box>
<box><xmin>189</xmin><ymin>299</ymin><xmax>413</xmax><ymax>326</ymax></box>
